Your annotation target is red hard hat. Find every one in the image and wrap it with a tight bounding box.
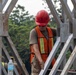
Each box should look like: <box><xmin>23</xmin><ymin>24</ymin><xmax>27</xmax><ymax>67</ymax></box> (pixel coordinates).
<box><xmin>35</xmin><ymin>10</ymin><xmax>50</xmax><ymax>26</ymax></box>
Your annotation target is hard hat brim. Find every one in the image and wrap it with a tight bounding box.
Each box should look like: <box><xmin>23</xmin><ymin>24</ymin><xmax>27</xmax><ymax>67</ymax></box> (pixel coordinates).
<box><xmin>35</xmin><ymin>22</ymin><xmax>48</xmax><ymax>26</ymax></box>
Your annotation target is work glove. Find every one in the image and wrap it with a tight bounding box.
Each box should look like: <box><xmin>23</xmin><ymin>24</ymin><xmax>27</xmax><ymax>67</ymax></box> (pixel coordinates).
<box><xmin>40</xmin><ymin>61</ymin><xmax>44</xmax><ymax>69</ymax></box>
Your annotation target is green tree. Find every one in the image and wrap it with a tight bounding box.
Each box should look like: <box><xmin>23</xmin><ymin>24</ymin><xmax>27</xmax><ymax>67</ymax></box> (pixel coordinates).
<box><xmin>9</xmin><ymin>5</ymin><xmax>34</xmax><ymax>26</ymax></box>
<box><xmin>8</xmin><ymin>5</ymin><xmax>35</xmax><ymax>63</ymax></box>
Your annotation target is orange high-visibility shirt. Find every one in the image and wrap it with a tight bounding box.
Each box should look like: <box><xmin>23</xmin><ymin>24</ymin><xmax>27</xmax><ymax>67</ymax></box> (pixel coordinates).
<box><xmin>30</xmin><ymin>26</ymin><xmax>55</xmax><ymax>66</ymax></box>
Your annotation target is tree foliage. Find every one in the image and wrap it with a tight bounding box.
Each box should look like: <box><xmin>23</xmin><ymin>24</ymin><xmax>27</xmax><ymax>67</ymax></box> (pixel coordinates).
<box><xmin>9</xmin><ymin>5</ymin><xmax>34</xmax><ymax>26</ymax></box>
<box><xmin>8</xmin><ymin>5</ymin><xmax>35</xmax><ymax>63</ymax></box>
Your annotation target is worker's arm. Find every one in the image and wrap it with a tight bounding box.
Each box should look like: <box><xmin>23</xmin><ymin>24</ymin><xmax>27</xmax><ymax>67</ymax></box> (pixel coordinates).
<box><xmin>32</xmin><ymin>44</ymin><xmax>44</xmax><ymax>69</ymax></box>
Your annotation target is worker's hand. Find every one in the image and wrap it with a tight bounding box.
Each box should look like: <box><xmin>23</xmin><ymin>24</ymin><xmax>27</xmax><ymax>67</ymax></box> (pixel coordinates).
<box><xmin>40</xmin><ymin>61</ymin><xmax>44</xmax><ymax>69</ymax></box>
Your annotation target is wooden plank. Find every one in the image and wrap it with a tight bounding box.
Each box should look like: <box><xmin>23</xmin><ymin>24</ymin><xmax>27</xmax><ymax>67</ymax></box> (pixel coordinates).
<box><xmin>49</xmin><ymin>34</ymin><xmax>73</xmax><ymax>75</ymax></box>
<box><xmin>5</xmin><ymin>35</ymin><xmax>29</xmax><ymax>75</ymax></box>
<box><xmin>60</xmin><ymin>46</ymin><xmax>76</xmax><ymax>75</ymax></box>
<box><xmin>39</xmin><ymin>37</ymin><xmax>61</xmax><ymax>75</ymax></box>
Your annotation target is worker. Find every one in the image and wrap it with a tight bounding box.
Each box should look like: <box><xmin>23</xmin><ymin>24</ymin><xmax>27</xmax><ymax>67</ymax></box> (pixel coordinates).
<box><xmin>29</xmin><ymin>10</ymin><xmax>56</xmax><ymax>75</ymax></box>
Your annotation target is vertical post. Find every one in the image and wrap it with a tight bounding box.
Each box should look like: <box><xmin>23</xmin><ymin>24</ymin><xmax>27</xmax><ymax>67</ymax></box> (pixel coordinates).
<box><xmin>0</xmin><ymin>0</ymin><xmax>3</xmax><ymax>75</ymax></box>
<box><xmin>0</xmin><ymin>0</ymin><xmax>3</xmax><ymax>36</ymax></box>
<box><xmin>71</xmin><ymin>0</ymin><xmax>76</xmax><ymax>70</ymax></box>
<box><xmin>62</xmin><ymin>0</ymin><xmax>67</xmax><ymax>22</ymax></box>
<box><xmin>60</xmin><ymin>0</ymin><xmax>67</xmax><ymax>69</ymax></box>
<box><xmin>0</xmin><ymin>38</ymin><xmax>2</xmax><ymax>75</ymax></box>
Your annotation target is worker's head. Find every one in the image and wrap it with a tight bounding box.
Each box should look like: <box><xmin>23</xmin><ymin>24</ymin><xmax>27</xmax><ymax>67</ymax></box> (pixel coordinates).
<box><xmin>35</xmin><ymin>10</ymin><xmax>50</xmax><ymax>27</ymax></box>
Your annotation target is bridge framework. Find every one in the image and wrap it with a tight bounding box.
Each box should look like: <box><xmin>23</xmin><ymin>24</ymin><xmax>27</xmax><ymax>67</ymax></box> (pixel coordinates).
<box><xmin>0</xmin><ymin>0</ymin><xmax>29</xmax><ymax>75</ymax></box>
<box><xmin>0</xmin><ymin>0</ymin><xmax>76</xmax><ymax>75</ymax></box>
<box><xmin>39</xmin><ymin>0</ymin><xmax>76</xmax><ymax>75</ymax></box>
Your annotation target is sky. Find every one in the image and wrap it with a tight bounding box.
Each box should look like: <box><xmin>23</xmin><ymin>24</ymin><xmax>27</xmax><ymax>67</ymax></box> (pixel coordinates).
<box><xmin>3</xmin><ymin>0</ymin><xmax>74</xmax><ymax>16</ymax></box>
<box><xmin>16</xmin><ymin>0</ymin><xmax>47</xmax><ymax>16</ymax></box>
<box><xmin>15</xmin><ymin>0</ymin><xmax>73</xmax><ymax>16</ymax></box>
